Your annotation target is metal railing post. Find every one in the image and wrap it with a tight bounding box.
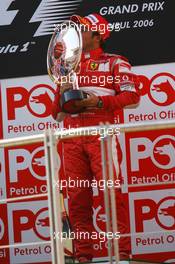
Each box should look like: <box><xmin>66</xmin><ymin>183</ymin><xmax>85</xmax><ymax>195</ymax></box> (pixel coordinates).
<box><xmin>100</xmin><ymin>127</ymin><xmax>113</xmax><ymax>264</ymax></box>
<box><xmin>106</xmin><ymin>134</ymin><xmax>120</xmax><ymax>264</ymax></box>
<box><xmin>44</xmin><ymin>129</ymin><xmax>64</xmax><ymax>264</ymax></box>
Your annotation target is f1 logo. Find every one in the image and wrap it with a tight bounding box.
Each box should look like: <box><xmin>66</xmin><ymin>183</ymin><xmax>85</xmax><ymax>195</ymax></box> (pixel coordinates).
<box><xmin>0</xmin><ymin>0</ymin><xmax>19</xmax><ymax>26</ymax></box>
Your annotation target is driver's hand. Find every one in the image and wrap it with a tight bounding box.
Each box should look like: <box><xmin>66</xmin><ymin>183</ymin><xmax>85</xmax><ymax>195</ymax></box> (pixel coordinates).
<box><xmin>56</xmin><ymin>112</ymin><xmax>68</xmax><ymax>122</ymax></box>
<box><xmin>60</xmin><ymin>82</ymin><xmax>73</xmax><ymax>94</ymax></box>
<box><xmin>75</xmin><ymin>93</ymin><xmax>99</xmax><ymax>108</ymax></box>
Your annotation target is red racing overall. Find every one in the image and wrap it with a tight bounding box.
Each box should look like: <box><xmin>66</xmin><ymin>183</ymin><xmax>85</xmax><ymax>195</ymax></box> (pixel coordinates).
<box><xmin>52</xmin><ymin>47</ymin><xmax>140</xmax><ymax>261</ymax></box>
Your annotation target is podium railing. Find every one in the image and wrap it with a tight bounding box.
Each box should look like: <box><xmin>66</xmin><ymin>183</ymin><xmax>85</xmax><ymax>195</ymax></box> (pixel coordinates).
<box><xmin>0</xmin><ymin>119</ymin><xmax>175</xmax><ymax>264</ymax></box>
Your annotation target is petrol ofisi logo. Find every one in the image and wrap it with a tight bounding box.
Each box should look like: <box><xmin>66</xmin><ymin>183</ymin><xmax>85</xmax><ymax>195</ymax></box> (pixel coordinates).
<box><xmin>139</xmin><ymin>73</ymin><xmax>175</xmax><ymax>106</ymax></box>
<box><xmin>7</xmin><ymin>84</ymin><xmax>55</xmax><ymax>120</ymax></box>
<box><xmin>130</xmin><ymin>134</ymin><xmax>175</xmax><ymax>172</ymax></box>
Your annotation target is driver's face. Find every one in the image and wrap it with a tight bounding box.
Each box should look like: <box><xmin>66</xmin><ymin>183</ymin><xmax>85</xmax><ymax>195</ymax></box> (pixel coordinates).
<box><xmin>81</xmin><ymin>29</ymin><xmax>94</xmax><ymax>52</ymax></box>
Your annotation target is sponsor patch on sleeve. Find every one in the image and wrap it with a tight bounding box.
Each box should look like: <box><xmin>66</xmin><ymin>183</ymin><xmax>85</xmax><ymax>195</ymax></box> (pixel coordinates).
<box><xmin>120</xmin><ymin>83</ymin><xmax>136</xmax><ymax>92</ymax></box>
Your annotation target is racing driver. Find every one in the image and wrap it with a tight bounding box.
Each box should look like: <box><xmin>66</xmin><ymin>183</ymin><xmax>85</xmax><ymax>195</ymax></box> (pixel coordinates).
<box><xmin>52</xmin><ymin>13</ymin><xmax>140</xmax><ymax>263</ymax></box>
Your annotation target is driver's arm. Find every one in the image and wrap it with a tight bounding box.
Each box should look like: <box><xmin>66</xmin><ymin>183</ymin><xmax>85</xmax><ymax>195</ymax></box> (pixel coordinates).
<box><xmin>51</xmin><ymin>83</ymin><xmax>71</xmax><ymax>122</ymax></box>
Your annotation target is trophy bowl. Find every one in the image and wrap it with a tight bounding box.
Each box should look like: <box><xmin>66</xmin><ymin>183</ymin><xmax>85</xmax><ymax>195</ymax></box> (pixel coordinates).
<box><xmin>47</xmin><ymin>21</ymin><xmax>88</xmax><ymax>114</ymax></box>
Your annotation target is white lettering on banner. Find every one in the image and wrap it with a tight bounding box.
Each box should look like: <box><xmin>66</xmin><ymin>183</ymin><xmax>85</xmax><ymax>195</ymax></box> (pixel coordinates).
<box><xmin>142</xmin><ymin>2</ymin><xmax>165</xmax><ymax>12</ymax></box>
<box><xmin>0</xmin><ymin>249</ymin><xmax>6</xmax><ymax>258</ymax></box>
<box><xmin>8</xmin><ymin>146</ymin><xmax>46</xmax><ymax>182</ymax></box>
<box><xmin>0</xmin><ymin>44</ymin><xmax>18</xmax><ymax>53</ymax></box>
<box><xmin>100</xmin><ymin>2</ymin><xmax>165</xmax><ymax>15</ymax></box>
<box><xmin>10</xmin><ymin>185</ymin><xmax>46</xmax><ymax>196</ymax></box>
<box><xmin>10</xmin><ymin>185</ymin><xmax>47</xmax><ymax>196</ymax></box>
<box><xmin>0</xmin><ymin>0</ymin><xmax>19</xmax><ymax>26</ymax></box>
<box><xmin>129</xmin><ymin>189</ymin><xmax>175</xmax><ymax>254</ymax></box>
<box><xmin>100</xmin><ymin>5</ymin><xmax>139</xmax><ymax>15</ymax></box>
<box><xmin>108</xmin><ymin>22</ymin><xmax>120</xmax><ymax>32</ymax></box>
<box><xmin>0</xmin><ymin>42</ymin><xmax>33</xmax><ymax>54</ymax></box>
<box><xmin>130</xmin><ymin>135</ymin><xmax>175</xmax><ymax>171</ymax></box>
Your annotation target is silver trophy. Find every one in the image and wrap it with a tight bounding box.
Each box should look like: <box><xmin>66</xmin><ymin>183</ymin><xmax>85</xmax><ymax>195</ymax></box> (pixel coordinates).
<box><xmin>47</xmin><ymin>21</ymin><xmax>88</xmax><ymax>114</ymax></box>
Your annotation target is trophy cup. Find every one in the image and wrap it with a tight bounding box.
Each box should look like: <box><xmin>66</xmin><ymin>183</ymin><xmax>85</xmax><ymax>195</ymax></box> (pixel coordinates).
<box><xmin>47</xmin><ymin>21</ymin><xmax>88</xmax><ymax>114</ymax></box>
